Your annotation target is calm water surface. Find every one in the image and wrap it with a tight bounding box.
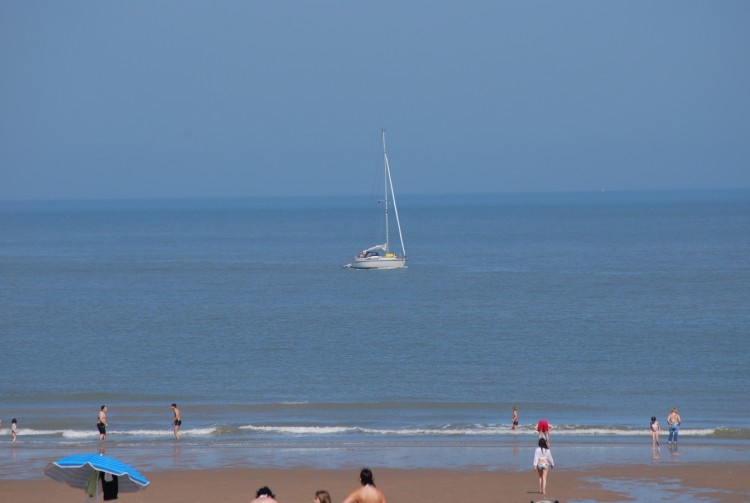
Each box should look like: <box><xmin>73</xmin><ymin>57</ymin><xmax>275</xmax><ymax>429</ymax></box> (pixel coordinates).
<box><xmin>1</xmin><ymin>190</ymin><xmax>748</xmax><ymax>476</ymax></box>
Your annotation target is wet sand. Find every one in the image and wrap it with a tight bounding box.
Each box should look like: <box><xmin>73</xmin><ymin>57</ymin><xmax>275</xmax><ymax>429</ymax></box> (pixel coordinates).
<box><xmin>1</xmin><ymin>462</ymin><xmax>748</xmax><ymax>502</ymax></box>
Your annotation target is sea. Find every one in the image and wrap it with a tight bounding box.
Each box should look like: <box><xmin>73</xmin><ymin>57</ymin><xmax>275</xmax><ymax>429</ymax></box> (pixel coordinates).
<box><xmin>1</xmin><ymin>189</ymin><xmax>749</xmax><ymax>479</ymax></box>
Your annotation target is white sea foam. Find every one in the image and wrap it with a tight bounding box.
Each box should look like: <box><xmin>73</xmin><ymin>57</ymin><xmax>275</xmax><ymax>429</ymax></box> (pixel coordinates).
<box><xmin>113</xmin><ymin>427</ymin><xmax>219</xmax><ymax>437</ymax></box>
<box><xmin>10</xmin><ymin>427</ymin><xmax>220</xmax><ymax>438</ymax></box>
<box><xmin>6</xmin><ymin>424</ymin><xmax>720</xmax><ymax>439</ymax></box>
<box><xmin>60</xmin><ymin>430</ymin><xmax>97</xmax><ymax>438</ymax></box>
<box><xmin>240</xmin><ymin>425</ymin><xmax>358</xmax><ymax>435</ymax></box>
<box><xmin>553</xmin><ymin>427</ymin><xmax>718</xmax><ymax>437</ymax></box>
<box><xmin>238</xmin><ymin>424</ymin><xmax>719</xmax><ymax>437</ymax></box>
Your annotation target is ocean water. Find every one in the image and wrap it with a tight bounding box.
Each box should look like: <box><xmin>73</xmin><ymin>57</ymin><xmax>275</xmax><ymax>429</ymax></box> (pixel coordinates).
<box><xmin>1</xmin><ymin>190</ymin><xmax>749</xmax><ymax>477</ymax></box>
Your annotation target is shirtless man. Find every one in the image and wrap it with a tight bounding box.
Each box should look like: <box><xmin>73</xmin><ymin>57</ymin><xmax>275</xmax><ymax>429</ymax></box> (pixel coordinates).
<box><xmin>171</xmin><ymin>403</ymin><xmax>182</xmax><ymax>439</ymax></box>
<box><xmin>512</xmin><ymin>406</ymin><xmax>519</xmax><ymax>430</ymax></box>
<box><xmin>667</xmin><ymin>408</ymin><xmax>681</xmax><ymax>445</ymax></box>
<box><xmin>342</xmin><ymin>468</ymin><xmax>386</xmax><ymax>503</ymax></box>
<box><xmin>97</xmin><ymin>405</ymin><xmax>108</xmax><ymax>440</ymax></box>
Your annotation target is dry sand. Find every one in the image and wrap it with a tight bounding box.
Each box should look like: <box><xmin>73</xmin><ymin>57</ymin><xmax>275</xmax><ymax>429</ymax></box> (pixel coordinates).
<box><xmin>1</xmin><ymin>463</ymin><xmax>749</xmax><ymax>502</ymax></box>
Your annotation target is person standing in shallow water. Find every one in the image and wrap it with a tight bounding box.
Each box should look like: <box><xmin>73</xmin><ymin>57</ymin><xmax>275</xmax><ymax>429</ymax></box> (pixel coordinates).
<box><xmin>97</xmin><ymin>406</ymin><xmax>108</xmax><ymax>440</ymax></box>
<box><xmin>650</xmin><ymin>416</ymin><xmax>660</xmax><ymax>448</ymax></box>
<box><xmin>667</xmin><ymin>408</ymin><xmax>681</xmax><ymax>445</ymax></box>
<box><xmin>536</xmin><ymin>419</ymin><xmax>551</xmax><ymax>445</ymax></box>
<box><xmin>512</xmin><ymin>406</ymin><xmax>518</xmax><ymax>431</ymax></box>
<box><xmin>171</xmin><ymin>403</ymin><xmax>182</xmax><ymax>439</ymax></box>
<box><xmin>342</xmin><ymin>467</ymin><xmax>387</xmax><ymax>503</ymax></box>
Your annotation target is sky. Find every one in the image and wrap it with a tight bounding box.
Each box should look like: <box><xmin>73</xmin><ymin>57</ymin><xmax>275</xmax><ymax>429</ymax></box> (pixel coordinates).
<box><xmin>1</xmin><ymin>1</ymin><xmax>749</xmax><ymax>200</ymax></box>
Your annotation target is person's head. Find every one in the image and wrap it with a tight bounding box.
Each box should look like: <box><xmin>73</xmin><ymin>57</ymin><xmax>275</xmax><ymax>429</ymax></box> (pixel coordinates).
<box><xmin>171</xmin><ymin>403</ymin><xmax>177</xmax><ymax>409</ymax></box>
<box><xmin>359</xmin><ymin>467</ymin><xmax>375</xmax><ymax>487</ymax></box>
<box><xmin>256</xmin><ymin>486</ymin><xmax>275</xmax><ymax>498</ymax></box>
<box><xmin>11</xmin><ymin>418</ymin><xmax>17</xmax><ymax>424</ymax></box>
<box><xmin>538</xmin><ymin>438</ymin><xmax>549</xmax><ymax>450</ymax></box>
<box><xmin>314</xmin><ymin>490</ymin><xmax>331</xmax><ymax>503</ymax></box>
<box><xmin>651</xmin><ymin>416</ymin><xmax>656</xmax><ymax>422</ymax></box>
<box><xmin>101</xmin><ymin>405</ymin><xmax>107</xmax><ymax>411</ymax></box>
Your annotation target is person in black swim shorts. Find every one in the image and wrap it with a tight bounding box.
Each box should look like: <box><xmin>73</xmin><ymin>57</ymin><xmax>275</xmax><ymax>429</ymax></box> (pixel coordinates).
<box><xmin>171</xmin><ymin>403</ymin><xmax>182</xmax><ymax>439</ymax></box>
<box><xmin>97</xmin><ymin>405</ymin><xmax>108</xmax><ymax>440</ymax></box>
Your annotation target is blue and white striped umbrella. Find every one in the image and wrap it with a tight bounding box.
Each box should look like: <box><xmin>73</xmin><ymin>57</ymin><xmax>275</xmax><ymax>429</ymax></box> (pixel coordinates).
<box><xmin>44</xmin><ymin>453</ymin><xmax>150</xmax><ymax>492</ymax></box>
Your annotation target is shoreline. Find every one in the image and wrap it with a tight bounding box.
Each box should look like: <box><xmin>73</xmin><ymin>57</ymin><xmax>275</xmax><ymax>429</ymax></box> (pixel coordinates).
<box><xmin>3</xmin><ymin>437</ymin><xmax>749</xmax><ymax>479</ymax></box>
<box><xmin>1</xmin><ymin>463</ymin><xmax>749</xmax><ymax>502</ymax></box>
<box><xmin>3</xmin><ymin>440</ymin><xmax>749</xmax><ymax>502</ymax></box>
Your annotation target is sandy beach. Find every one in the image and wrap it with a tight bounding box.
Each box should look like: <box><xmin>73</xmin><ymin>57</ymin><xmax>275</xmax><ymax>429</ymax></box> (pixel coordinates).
<box><xmin>1</xmin><ymin>463</ymin><xmax>748</xmax><ymax>502</ymax></box>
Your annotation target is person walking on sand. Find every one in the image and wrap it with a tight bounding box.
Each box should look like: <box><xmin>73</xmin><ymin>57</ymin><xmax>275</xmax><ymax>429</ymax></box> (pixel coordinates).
<box><xmin>650</xmin><ymin>416</ymin><xmax>660</xmax><ymax>448</ymax></box>
<box><xmin>171</xmin><ymin>403</ymin><xmax>182</xmax><ymax>439</ymax></box>
<box><xmin>97</xmin><ymin>406</ymin><xmax>108</xmax><ymax>440</ymax></box>
<box><xmin>512</xmin><ymin>406</ymin><xmax>519</xmax><ymax>430</ymax></box>
<box><xmin>11</xmin><ymin>418</ymin><xmax>17</xmax><ymax>443</ymax></box>
<box><xmin>342</xmin><ymin>467</ymin><xmax>387</xmax><ymax>503</ymax></box>
<box><xmin>533</xmin><ymin>437</ymin><xmax>555</xmax><ymax>495</ymax></box>
<box><xmin>250</xmin><ymin>486</ymin><xmax>278</xmax><ymax>503</ymax></box>
<box><xmin>537</xmin><ymin>419</ymin><xmax>551</xmax><ymax>445</ymax></box>
<box><xmin>667</xmin><ymin>408</ymin><xmax>681</xmax><ymax>445</ymax></box>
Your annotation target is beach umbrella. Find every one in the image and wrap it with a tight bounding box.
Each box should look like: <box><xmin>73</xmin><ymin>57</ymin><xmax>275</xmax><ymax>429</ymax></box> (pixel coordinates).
<box><xmin>44</xmin><ymin>453</ymin><xmax>149</xmax><ymax>500</ymax></box>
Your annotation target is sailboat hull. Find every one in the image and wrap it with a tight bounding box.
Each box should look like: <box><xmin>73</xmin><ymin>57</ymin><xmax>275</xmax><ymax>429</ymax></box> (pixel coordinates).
<box><xmin>350</xmin><ymin>256</ymin><xmax>406</xmax><ymax>269</ymax></box>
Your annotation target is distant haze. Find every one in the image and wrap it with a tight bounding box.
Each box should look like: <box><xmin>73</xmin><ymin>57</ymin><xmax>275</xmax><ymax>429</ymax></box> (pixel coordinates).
<box><xmin>2</xmin><ymin>1</ymin><xmax>749</xmax><ymax>200</ymax></box>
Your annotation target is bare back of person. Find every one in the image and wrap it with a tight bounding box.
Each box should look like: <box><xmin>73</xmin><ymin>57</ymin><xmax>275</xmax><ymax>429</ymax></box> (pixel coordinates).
<box><xmin>343</xmin><ymin>485</ymin><xmax>386</xmax><ymax>503</ymax></box>
<box><xmin>343</xmin><ymin>467</ymin><xmax>386</xmax><ymax>503</ymax></box>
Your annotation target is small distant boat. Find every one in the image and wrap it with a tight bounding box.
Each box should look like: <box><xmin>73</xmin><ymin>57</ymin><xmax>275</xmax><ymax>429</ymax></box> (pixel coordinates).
<box><xmin>347</xmin><ymin>130</ymin><xmax>407</xmax><ymax>270</ymax></box>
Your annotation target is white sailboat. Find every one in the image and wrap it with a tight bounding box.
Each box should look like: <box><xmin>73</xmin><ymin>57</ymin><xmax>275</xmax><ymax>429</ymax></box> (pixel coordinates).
<box><xmin>347</xmin><ymin>129</ymin><xmax>407</xmax><ymax>269</ymax></box>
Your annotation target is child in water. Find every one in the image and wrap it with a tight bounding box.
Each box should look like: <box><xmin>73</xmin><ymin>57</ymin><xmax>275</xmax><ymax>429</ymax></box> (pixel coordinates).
<box><xmin>650</xmin><ymin>416</ymin><xmax>660</xmax><ymax>448</ymax></box>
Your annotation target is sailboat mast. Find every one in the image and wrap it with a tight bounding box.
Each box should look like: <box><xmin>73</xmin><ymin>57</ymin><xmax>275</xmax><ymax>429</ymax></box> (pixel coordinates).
<box><xmin>382</xmin><ymin>129</ymin><xmax>406</xmax><ymax>259</ymax></box>
<box><xmin>382</xmin><ymin>129</ymin><xmax>390</xmax><ymax>253</ymax></box>
<box><xmin>387</xmin><ymin>160</ymin><xmax>406</xmax><ymax>260</ymax></box>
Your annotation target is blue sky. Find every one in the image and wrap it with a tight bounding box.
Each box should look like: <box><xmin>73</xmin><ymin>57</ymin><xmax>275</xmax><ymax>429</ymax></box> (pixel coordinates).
<box><xmin>1</xmin><ymin>1</ymin><xmax>749</xmax><ymax>200</ymax></box>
